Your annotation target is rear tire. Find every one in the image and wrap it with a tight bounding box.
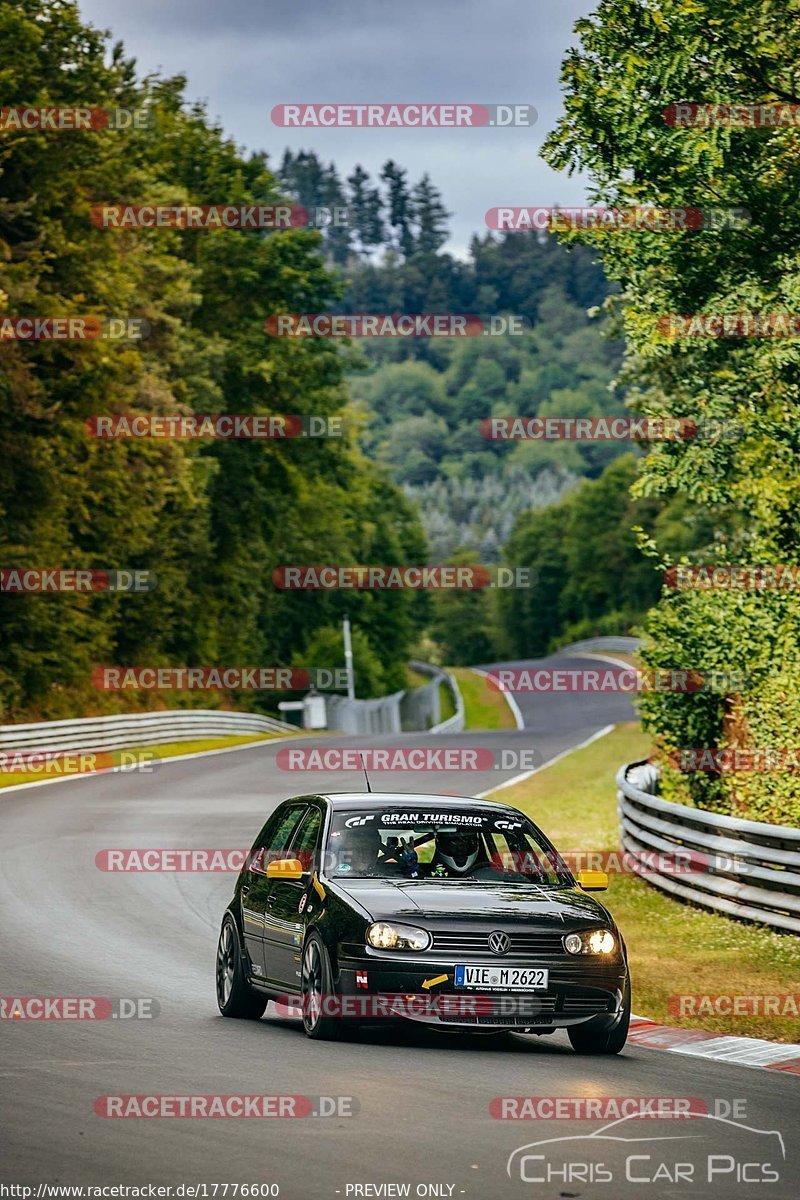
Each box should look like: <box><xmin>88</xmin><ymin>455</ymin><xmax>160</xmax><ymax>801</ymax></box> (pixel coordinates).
<box><xmin>216</xmin><ymin>915</ymin><xmax>267</xmax><ymax>1019</ymax></box>
<box><xmin>301</xmin><ymin>932</ymin><xmax>342</xmax><ymax>1040</ymax></box>
<box><xmin>567</xmin><ymin>978</ymin><xmax>630</xmax><ymax>1055</ymax></box>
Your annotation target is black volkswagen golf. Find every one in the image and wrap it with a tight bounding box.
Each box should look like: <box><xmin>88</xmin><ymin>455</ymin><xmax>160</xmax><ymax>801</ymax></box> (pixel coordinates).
<box><xmin>215</xmin><ymin>792</ymin><xmax>631</xmax><ymax>1053</ymax></box>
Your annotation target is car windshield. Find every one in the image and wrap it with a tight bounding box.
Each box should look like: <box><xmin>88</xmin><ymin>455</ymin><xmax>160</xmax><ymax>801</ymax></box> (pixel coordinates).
<box><xmin>326</xmin><ymin>805</ymin><xmax>571</xmax><ymax>885</ymax></box>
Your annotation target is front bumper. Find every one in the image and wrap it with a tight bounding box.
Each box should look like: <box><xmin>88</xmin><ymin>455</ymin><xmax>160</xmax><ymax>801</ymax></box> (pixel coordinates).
<box><xmin>337</xmin><ymin>950</ymin><xmax>627</xmax><ymax>1029</ymax></box>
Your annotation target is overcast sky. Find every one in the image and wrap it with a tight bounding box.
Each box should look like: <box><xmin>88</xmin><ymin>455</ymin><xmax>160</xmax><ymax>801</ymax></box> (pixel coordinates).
<box><xmin>78</xmin><ymin>0</ymin><xmax>594</xmax><ymax>253</ymax></box>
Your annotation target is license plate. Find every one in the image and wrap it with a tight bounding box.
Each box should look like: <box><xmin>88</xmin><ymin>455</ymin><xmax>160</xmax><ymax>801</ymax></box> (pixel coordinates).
<box><xmin>454</xmin><ymin>965</ymin><xmax>548</xmax><ymax>991</ymax></box>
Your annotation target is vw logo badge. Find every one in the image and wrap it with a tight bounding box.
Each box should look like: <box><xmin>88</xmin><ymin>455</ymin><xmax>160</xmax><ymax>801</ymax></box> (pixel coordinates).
<box><xmin>488</xmin><ymin>930</ymin><xmax>510</xmax><ymax>955</ymax></box>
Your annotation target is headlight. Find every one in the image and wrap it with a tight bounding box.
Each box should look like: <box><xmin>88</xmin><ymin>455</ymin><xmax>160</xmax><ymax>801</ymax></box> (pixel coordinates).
<box><xmin>563</xmin><ymin>929</ymin><xmax>616</xmax><ymax>955</ymax></box>
<box><xmin>588</xmin><ymin>929</ymin><xmax>616</xmax><ymax>954</ymax></box>
<box><xmin>366</xmin><ymin>921</ymin><xmax>431</xmax><ymax>951</ymax></box>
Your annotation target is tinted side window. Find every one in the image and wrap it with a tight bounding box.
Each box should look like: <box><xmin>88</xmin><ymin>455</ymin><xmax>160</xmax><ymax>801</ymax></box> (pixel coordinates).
<box><xmin>253</xmin><ymin>805</ymin><xmax>306</xmax><ymax>854</ymax></box>
<box><xmin>290</xmin><ymin>807</ymin><xmax>323</xmax><ymax>871</ymax></box>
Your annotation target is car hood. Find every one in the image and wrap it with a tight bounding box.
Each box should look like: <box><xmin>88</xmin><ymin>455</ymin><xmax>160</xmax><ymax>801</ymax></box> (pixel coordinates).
<box><xmin>334</xmin><ymin>877</ymin><xmax>610</xmax><ymax>928</ymax></box>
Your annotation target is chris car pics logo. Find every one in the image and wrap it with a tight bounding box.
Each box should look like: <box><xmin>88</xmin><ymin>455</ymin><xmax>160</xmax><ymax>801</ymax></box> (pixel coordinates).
<box><xmin>506</xmin><ymin>1112</ymin><xmax>784</xmax><ymax>1186</ymax></box>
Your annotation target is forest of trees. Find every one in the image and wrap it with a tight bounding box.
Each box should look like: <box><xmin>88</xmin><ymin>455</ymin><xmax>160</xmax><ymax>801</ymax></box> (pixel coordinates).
<box><xmin>279</xmin><ymin>149</ymin><xmax>627</xmax><ymax>558</ymax></box>
<box><xmin>1</xmin><ymin>0</ymin><xmax>650</xmax><ymax>724</ymax></box>
<box><xmin>0</xmin><ymin>1</ymin><xmax>426</xmax><ymax>720</ymax></box>
<box><xmin>10</xmin><ymin>0</ymin><xmax>781</xmax><ymax>795</ymax></box>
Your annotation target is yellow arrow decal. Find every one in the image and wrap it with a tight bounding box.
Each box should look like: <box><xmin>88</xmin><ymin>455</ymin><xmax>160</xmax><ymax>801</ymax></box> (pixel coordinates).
<box><xmin>421</xmin><ymin>974</ymin><xmax>449</xmax><ymax>991</ymax></box>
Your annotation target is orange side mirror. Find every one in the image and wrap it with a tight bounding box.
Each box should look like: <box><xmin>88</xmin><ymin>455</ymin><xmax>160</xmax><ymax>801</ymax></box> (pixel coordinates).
<box><xmin>266</xmin><ymin>857</ymin><xmax>305</xmax><ymax>881</ymax></box>
<box><xmin>577</xmin><ymin>870</ymin><xmax>608</xmax><ymax>891</ymax></box>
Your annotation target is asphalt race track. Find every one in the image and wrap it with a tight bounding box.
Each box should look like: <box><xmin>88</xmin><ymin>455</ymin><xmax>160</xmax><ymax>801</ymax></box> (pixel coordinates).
<box><xmin>1</xmin><ymin>654</ymin><xmax>798</xmax><ymax>1197</ymax></box>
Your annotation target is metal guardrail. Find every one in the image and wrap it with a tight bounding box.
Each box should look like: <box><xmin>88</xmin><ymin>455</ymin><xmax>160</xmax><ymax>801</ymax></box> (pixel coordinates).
<box><xmin>562</xmin><ymin>636</ymin><xmax>641</xmax><ymax>657</ymax></box>
<box><xmin>0</xmin><ymin>709</ymin><xmax>294</xmax><ymax>755</ymax></box>
<box><xmin>406</xmin><ymin>661</ymin><xmax>465</xmax><ymax>734</ymax></box>
<box><xmin>324</xmin><ymin>690</ymin><xmax>405</xmax><ymax>736</ymax></box>
<box><xmin>322</xmin><ymin>663</ymin><xmax>465</xmax><ymax>735</ymax></box>
<box><xmin>1</xmin><ymin>661</ymin><xmax>464</xmax><ymax>749</ymax></box>
<box><xmin>617</xmin><ymin>759</ymin><xmax>800</xmax><ymax>935</ymax></box>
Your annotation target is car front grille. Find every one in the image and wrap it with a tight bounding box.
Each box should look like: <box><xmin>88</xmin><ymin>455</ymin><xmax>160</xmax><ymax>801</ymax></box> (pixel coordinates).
<box><xmin>560</xmin><ymin>996</ymin><xmax>614</xmax><ymax>1016</ymax></box>
<box><xmin>436</xmin><ymin>994</ymin><xmax>558</xmax><ymax>1025</ymax></box>
<box><xmin>434</xmin><ymin>992</ymin><xmax>613</xmax><ymax>1024</ymax></box>
<box><xmin>430</xmin><ymin>930</ymin><xmax>567</xmax><ymax>957</ymax></box>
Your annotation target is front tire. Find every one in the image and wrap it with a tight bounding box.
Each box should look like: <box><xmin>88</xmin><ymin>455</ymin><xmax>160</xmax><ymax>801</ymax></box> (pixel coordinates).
<box><xmin>216</xmin><ymin>915</ymin><xmax>267</xmax><ymax>1019</ymax></box>
<box><xmin>301</xmin><ymin>932</ymin><xmax>342</xmax><ymax>1040</ymax></box>
<box><xmin>567</xmin><ymin>978</ymin><xmax>631</xmax><ymax>1055</ymax></box>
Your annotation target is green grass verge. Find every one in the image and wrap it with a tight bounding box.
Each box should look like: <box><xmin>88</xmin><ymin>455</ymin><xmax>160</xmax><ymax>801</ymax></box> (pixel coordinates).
<box><xmin>491</xmin><ymin>722</ymin><xmax>800</xmax><ymax>1044</ymax></box>
<box><xmin>450</xmin><ymin>667</ymin><xmax>516</xmax><ymax>731</ymax></box>
<box><xmin>0</xmin><ymin>731</ymin><xmax>291</xmax><ymax>790</ymax></box>
<box><xmin>438</xmin><ymin>680</ymin><xmax>457</xmax><ymax>723</ymax></box>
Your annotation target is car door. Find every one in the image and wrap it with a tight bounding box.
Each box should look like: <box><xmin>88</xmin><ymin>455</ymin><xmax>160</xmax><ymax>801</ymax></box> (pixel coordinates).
<box><xmin>263</xmin><ymin>803</ymin><xmax>324</xmax><ymax>990</ymax></box>
<box><xmin>241</xmin><ymin>803</ymin><xmax>307</xmax><ymax>979</ymax></box>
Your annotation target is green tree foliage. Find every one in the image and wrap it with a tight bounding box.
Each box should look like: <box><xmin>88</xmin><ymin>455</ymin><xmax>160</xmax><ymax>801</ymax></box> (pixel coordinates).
<box><xmin>542</xmin><ymin>0</ymin><xmax>800</xmax><ymax>821</ymax></box>
<box><xmin>495</xmin><ymin>457</ymin><xmax>650</xmax><ymax>656</ymax></box>
<box><xmin>379</xmin><ymin>160</ymin><xmax>416</xmax><ymax>258</ymax></box>
<box><xmin>426</xmin><ymin>552</ymin><xmax>495</xmax><ymax>667</ymax></box>
<box><xmin>0</xmin><ymin>0</ymin><xmax>425</xmax><ymax>720</ymax></box>
<box><xmin>291</xmin><ymin>623</ymin><xmax>389</xmax><ymax>699</ymax></box>
<box><xmin>492</xmin><ymin>456</ymin><xmax>712</xmax><ymax>659</ymax></box>
<box><xmin>346</xmin><ymin>164</ymin><xmax>385</xmax><ymax>254</ymax></box>
<box><xmin>411</xmin><ymin>173</ymin><xmax>450</xmax><ymax>255</ymax></box>
<box><xmin>349</xmin><ymin>284</ymin><xmax>623</xmax><ymax>557</ymax></box>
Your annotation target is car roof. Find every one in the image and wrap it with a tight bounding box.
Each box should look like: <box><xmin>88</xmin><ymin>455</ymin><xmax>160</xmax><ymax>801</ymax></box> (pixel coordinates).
<box><xmin>291</xmin><ymin>791</ymin><xmax>522</xmax><ymax>813</ymax></box>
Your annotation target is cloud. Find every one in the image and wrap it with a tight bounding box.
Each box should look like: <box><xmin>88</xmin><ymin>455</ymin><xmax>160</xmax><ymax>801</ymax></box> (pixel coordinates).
<box><xmin>78</xmin><ymin>0</ymin><xmax>593</xmax><ymax>252</ymax></box>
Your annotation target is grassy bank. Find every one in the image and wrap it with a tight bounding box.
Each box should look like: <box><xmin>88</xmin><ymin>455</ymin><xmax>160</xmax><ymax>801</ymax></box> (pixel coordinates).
<box><xmin>450</xmin><ymin>667</ymin><xmax>517</xmax><ymax>730</ymax></box>
<box><xmin>492</xmin><ymin>722</ymin><xmax>800</xmax><ymax>1043</ymax></box>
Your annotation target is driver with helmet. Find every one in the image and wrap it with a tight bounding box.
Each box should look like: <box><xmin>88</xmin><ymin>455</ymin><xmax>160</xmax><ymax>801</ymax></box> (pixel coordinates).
<box><xmin>340</xmin><ymin>824</ymin><xmax>382</xmax><ymax>876</ymax></box>
<box><xmin>429</xmin><ymin>827</ymin><xmax>482</xmax><ymax>877</ymax></box>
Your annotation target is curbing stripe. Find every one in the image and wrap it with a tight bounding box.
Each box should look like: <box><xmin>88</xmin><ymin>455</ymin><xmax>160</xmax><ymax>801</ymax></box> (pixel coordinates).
<box><xmin>628</xmin><ymin>1016</ymin><xmax>800</xmax><ymax>1073</ymax></box>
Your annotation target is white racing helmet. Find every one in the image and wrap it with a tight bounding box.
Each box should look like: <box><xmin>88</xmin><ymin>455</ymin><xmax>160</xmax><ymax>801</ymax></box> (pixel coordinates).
<box><xmin>436</xmin><ymin>828</ymin><xmax>480</xmax><ymax>874</ymax></box>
